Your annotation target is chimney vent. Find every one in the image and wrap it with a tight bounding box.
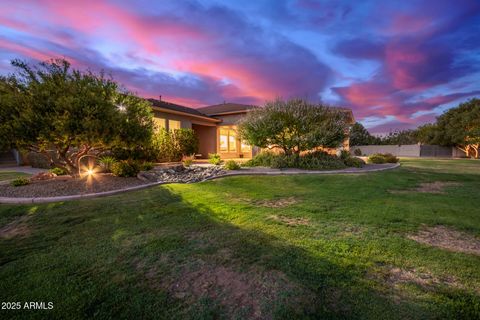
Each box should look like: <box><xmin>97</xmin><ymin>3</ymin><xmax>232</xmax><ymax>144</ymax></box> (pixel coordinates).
<box><xmin>159</xmin><ymin>95</ymin><xmax>162</xmax><ymax>101</ymax></box>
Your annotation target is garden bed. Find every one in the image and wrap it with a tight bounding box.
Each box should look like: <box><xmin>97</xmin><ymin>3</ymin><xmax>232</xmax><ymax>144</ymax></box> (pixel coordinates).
<box><xmin>0</xmin><ymin>174</ymin><xmax>147</xmax><ymax>198</ymax></box>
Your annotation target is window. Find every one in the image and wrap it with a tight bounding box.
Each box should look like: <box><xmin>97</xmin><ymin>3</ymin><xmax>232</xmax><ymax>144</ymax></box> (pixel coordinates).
<box><xmin>168</xmin><ymin>120</ymin><xmax>181</xmax><ymax>131</ymax></box>
<box><xmin>219</xmin><ymin>127</ymin><xmax>237</xmax><ymax>152</ymax></box>
<box><xmin>229</xmin><ymin>134</ymin><xmax>237</xmax><ymax>152</ymax></box>
<box><xmin>153</xmin><ymin>118</ymin><xmax>166</xmax><ymax>131</ymax></box>
<box><xmin>241</xmin><ymin>140</ymin><xmax>251</xmax><ymax>153</ymax></box>
<box><xmin>219</xmin><ymin>129</ymin><xmax>228</xmax><ymax>152</ymax></box>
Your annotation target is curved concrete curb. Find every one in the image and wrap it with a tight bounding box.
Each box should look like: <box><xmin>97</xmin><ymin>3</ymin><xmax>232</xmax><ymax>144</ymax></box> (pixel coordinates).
<box><xmin>0</xmin><ymin>163</ymin><xmax>400</xmax><ymax>204</ymax></box>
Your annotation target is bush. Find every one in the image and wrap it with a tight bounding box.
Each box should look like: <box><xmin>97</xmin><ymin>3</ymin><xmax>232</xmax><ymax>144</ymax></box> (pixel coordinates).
<box><xmin>174</xmin><ymin>128</ymin><xmax>199</xmax><ymax>158</ymax></box>
<box><xmin>151</xmin><ymin>128</ymin><xmax>199</xmax><ymax>162</ymax></box>
<box><xmin>368</xmin><ymin>154</ymin><xmax>386</xmax><ymax>164</ymax></box>
<box><xmin>111</xmin><ymin>160</ymin><xmax>141</xmax><ymax>177</ymax></box>
<box><xmin>208</xmin><ymin>153</ymin><xmax>222</xmax><ymax>165</ymax></box>
<box><xmin>243</xmin><ymin>151</ymin><xmax>277</xmax><ymax>167</ymax></box>
<box><xmin>367</xmin><ymin>153</ymin><xmax>399</xmax><ymax>164</ymax></box>
<box><xmin>244</xmin><ymin>151</ymin><xmax>346</xmax><ymax>170</ymax></box>
<box><xmin>183</xmin><ymin>158</ymin><xmax>193</xmax><ymax>167</ymax></box>
<box><xmin>99</xmin><ymin>156</ymin><xmax>118</xmax><ymax>173</ymax></box>
<box><xmin>49</xmin><ymin>167</ymin><xmax>68</xmax><ymax>175</ymax></box>
<box><xmin>141</xmin><ymin>161</ymin><xmax>154</xmax><ymax>171</ymax></box>
<box><xmin>11</xmin><ymin>177</ymin><xmax>30</xmax><ymax>187</ymax></box>
<box><xmin>353</xmin><ymin>148</ymin><xmax>362</xmax><ymax>156</ymax></box>
<box><xmin>224</xmin><ymin>160</ymin><xmax>240</xmax><ymax>170</ymax></box>
<box><xmin>339</xmin><ymin>150</ymin><xmax>350</xmax><ymax>160</ymax></box>
<box><xmin>383</xmin><ymin>153</ymin><xmax>399</xmax><ymax>163</ymax></box>
<box><xmin>344</xmin><ymin>157</ymin><xmax>365</xmax><ymax>168</ymax></box>
<box><xmin>26</xmin><ymin>152</ymin><xmax>50</xmax><ymax>169</ymax></box>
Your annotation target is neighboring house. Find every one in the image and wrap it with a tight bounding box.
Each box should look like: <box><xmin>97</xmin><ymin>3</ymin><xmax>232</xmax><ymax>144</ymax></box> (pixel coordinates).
<box><xmin>148</xmin><ymin>98</ymin><xmax>355</xmax><ymax>159</ymax></box>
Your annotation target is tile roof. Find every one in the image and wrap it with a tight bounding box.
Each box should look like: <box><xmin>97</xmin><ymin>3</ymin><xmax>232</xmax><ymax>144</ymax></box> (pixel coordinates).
<box><xmin>196</xmin><ymin>103</ymin><xmax>257</xmax><ymax>116</ymax></box>
<box><xmin>147</xmin><ymin>98</ymin><xmax>210</xmax><ymax>118</ymax></box>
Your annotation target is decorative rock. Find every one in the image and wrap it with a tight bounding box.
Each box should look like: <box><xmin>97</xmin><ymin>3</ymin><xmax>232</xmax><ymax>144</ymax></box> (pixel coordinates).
<box><xmin>30</xmin><ymin>171</ymin><xmax>57</xmax><ymax>181</ymax></box>
<box><xmin>137</xmin><ymin>165</ymin><xmax>226</xmax><ymax>183</ymax></box>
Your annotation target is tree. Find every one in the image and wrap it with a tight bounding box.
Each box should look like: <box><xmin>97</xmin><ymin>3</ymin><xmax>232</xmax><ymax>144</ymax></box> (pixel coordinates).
<box><xmin>380</xmin><ymin>129</ymin><xmax>418</xmax><ymax>145</ymax></box>
<box><xmin>413</xmin><ymin>123</ymin><xmax>438</xmax><ymax>144</ymax></box>
<box><xmin>433</xmin><ymin>98</ymin><xmax>480</xmax><ymax>158</ymax></box>
<box><xmin>349</xmin><ymin>122</ymin><xmax>380</xmax><ymax>146</ymax></box>
<box><xmin>0</xmin><ymin>59</ymin><xmax>154</xmax><ymax>173</ymax></box>
<box><xmin>238</xmin><ymin>98</ymin><xmax>349</xmax><ymax>155</ymax></box>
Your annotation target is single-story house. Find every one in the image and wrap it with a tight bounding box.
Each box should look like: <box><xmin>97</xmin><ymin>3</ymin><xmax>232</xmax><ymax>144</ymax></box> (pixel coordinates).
<box><xmin>148</xmin><ymin>98</ymin><xmax>355</xmax><ymax>159</ymax></box>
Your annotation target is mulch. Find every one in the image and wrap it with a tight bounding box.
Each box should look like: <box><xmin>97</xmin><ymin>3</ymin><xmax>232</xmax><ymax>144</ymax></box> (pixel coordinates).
<box><xmin>0</xmin><ymin>174</ymin><xmax>148</xmax><ymax>198</ymax></box>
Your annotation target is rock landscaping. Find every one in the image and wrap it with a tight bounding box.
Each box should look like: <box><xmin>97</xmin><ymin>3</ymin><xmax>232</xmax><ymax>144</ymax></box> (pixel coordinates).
<box><xmin>137</xmin><ymin>165</ymin><xmax>226</xmax><ymax>183</ymax></box>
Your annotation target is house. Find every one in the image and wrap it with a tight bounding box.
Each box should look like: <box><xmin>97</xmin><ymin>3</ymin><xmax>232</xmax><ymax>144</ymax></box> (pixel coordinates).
<box><xmin>148</xmin><ymin>98</ymin><xmax>355</xmax><ymax>159</ymax></box>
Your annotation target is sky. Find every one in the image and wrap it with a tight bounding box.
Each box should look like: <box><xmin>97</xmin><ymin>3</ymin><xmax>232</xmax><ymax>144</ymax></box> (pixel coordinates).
<box><xmin>0</xmin><ymin>0</ymin><xmax>479</xmax><ymax>133</ymax></box>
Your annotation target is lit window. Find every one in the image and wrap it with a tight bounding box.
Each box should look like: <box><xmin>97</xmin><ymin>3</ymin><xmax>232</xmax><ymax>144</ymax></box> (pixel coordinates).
<box><xmin>219</xmin><ymin>129</ymin><xmax>228</xmax><ymax>152</ymax></box>
<box><xmin>219</xmin><ymin>127</ymin><xmax>237</xmax><ymax>152</ymax></box>
<box><xmin>241</xmin><ymin>140</ymin><xmax>251</xmax><ymax>152</ymax></box>
<box><xmin>168</xmin><ymin>120</ymin><xmax>181</xmax><ymax>131</ymax></box>
<box><xmin>229</xmin><ymin>134</ymin><xmax>237</xmax><ymax>152</ymax></box>
<box><xmin>153</xmin><ymin>118</ymin><xmax>166</xmax><ymax>131</ymax></box>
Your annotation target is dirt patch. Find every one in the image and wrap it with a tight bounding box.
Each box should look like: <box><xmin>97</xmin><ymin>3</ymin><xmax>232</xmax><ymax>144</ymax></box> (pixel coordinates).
<box><xmin>390</xmin><ymin>181</ymin><xmax>461</xmax><ymax>194</ymax></box>
<box><xmin>269</xmin><ymin>215</ymin><xmax>310</xmax><ymax>226</ymax></box>
<box><xmin>169</xmin><ymin>262</ymin><xmax>311</xmax><ymax>318</ymax></box>
<box><xmin>384</xmin><ymin>267</ymin><xmax>460</xmax><ymax>289</ymax></box>
<box><xmin>246</xmin><ymin>196</ymin><xmax>298</xmax><ymax>208</ymax></box>
<box><xmin>140</xmin><ymin>257</ymin><xmax>312</xmax><ymax>319</ymax></box>
<box><xmin>408</xmin><ymin>225</ymin><xmax>480</xmax><ymax>255</ymax></box>
<box><xmin>0</xmin><ymin>216</ymin><xmax>30</xmax><ymax>239</ymax></box>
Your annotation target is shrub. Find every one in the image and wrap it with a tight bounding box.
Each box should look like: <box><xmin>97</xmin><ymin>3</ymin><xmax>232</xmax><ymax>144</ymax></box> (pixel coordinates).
<box><xmin>353</xmin><ymin>148</ymin><xmax>362</xmax><ymax>156</ymax></box>
<box><xmin>244</xmin><ymin>151</ymin><xmax>345</xmax><ymax>170</ymax></box>
<box><xmin>99</xmin><ymin>156</ymin><xmax>118</xmax><ymax>173</ymax></box>
<box><xmin>111</xmin><ymin>160</ymin><xmax>141</xmax><ymax>177</ymax></box>
<box><xmin>49</xmin><ymin>167</ymin><xmax>68</xmax><ymax>176</ymax></box>
<box><xmin>208</xmin><ymin>153</ymin><xmax>222</xmax><ymax>165</ymax></box>
<box><xmin>11</xmin><ymin>177</ymin><xmax>30</xmax><ymax>187</ymax></box>
<box><xmin>224</xmin><ymin>160</ymin><xmax>240</xmax><ymax>170</ymax></box>
<box><xmin>368</xmin><ymin>154</ymin><xmax>386</xmax><ymax>164</ymax></box>
<box><xmin>344</xmin><ymin>157</ymin><xmax>365</xmax><ymax>168</ymax></box>
<box><xmin>174</xmin><ymin>128</ymin><xmax>199</xmax><ymax>158</ymax></box>
<box><xmin>297</xmin><ymin>151</ymin><xmax>346</xmax><ymax>170</ymax></box>
<box><xmin>243</xmin><ymin>151</ymin><xmax>277</xmax><ymax>167</ymax></box>
<box><xmin>183</xmin><ymin>158</ymin><xmax>193</xmax><ymax>167</ymax></box>
<box><xmin>383</xmin><ymin>153</ymin><xmax>399</xmax><ymax>163</ymax></box>
<box><xmin>26</xmin><ymin>152</ymin><xmax>50</xmax><ymax>169</ymax></box>
<box><xmin>339</xmin><ymin>150</ymin><xmax>350</xmax><ymax>160</ymax></box>
<box><xmin>151</xmin><ymin>128</ymin><xmax>199</xmax><ymax>162</ymax></box>
<box><xmin>141</xmin><ymin>161</ymin><xmax>154</xmax><ymax>171</ymax></box>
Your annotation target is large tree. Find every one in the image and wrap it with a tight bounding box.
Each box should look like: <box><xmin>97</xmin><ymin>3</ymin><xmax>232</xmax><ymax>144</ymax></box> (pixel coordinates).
<box><xmin>349</xmin><ymin>122</ymin><xmax>380</xmax><ymax>146</ymax></box>
<box><xmin>433</xmin><ymin>98</ymin><xmax>480</xmax><ymax>158</ymax></box>
<box><xmin>0</xmin><ymin>59</ymin><xmax>154</xmax><ymax>173</ymax></box>
<box><xmin>380</xmin><ymin>129</ymin><xmax>418</xmax><ymax>145</ymax></box>
<box><xmin>238</xmin><ymin>98</ymin><xmax>349</xmax><ymax>155</ymax></box>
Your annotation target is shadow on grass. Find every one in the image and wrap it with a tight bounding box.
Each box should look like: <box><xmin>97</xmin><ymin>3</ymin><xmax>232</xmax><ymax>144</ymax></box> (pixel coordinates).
<box><xmin>0</xmin><ymin>185</ymin><xmax>478</xmax><ymax>319</ymax></box>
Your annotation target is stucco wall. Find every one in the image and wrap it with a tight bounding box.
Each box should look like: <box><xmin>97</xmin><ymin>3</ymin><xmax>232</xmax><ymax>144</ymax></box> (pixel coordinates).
<box><xmin>352</xmin><ymin>145</ymin><xmax>421</xmax><ymax>157</ymax></box>
<box><xmin>352</xmin><ymin>144</ymin><xmax>465</xmax><ymax>157</ymax></box>
<box><xmin>192</xmin><ymin>124</ymin><xmax>217</xmax><ymax>158</ymax></box>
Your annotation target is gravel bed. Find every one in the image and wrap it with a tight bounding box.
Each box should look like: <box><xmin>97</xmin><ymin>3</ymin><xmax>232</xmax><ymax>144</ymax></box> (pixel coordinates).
<box><xmin>0</xmin><ymin>174</ymin><xmax>148</xmax><ymax>198</ymax></box>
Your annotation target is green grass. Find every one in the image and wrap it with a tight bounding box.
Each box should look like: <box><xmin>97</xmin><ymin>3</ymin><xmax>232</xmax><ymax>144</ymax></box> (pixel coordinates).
<box><xmin>1</xmin><ymin>159</ymin><xmax>479</xmax><ymax>319</ymax></box>
<box><xmin>0</xmin><ymin>171</ymin><xmax>30</xmax><ymax>181</ymax></box>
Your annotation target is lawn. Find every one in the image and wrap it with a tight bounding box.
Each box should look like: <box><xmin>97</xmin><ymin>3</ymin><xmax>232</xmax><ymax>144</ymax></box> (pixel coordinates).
<box><xmin>0</xmin><ymin>159</ymin><xmax>479</xmax><ymax>319</ymax></box>
<box><xmin>0</xmin><ymin>171</ymin><xmax>30</xmax><ymax>181</ymax></box>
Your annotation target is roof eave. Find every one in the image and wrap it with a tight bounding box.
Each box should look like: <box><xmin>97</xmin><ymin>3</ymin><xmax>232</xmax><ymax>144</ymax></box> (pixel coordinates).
<box><xmin>151</xmin><ymin>106</ymin><xmax>220</xmax><ymax>123</ymax></box>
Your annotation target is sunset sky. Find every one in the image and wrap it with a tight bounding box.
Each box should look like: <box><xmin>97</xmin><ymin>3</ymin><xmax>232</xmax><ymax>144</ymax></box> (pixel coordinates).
<box><xmin>1</xmin><ymin>0</ymin><xmax>479</xmax><ymax>133</ymax></box>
